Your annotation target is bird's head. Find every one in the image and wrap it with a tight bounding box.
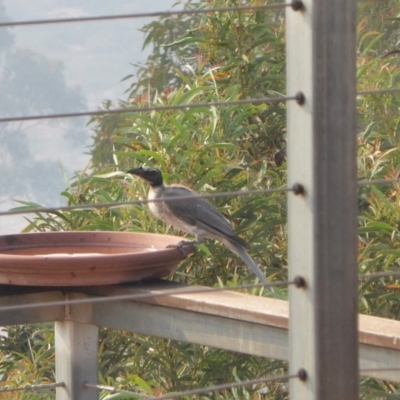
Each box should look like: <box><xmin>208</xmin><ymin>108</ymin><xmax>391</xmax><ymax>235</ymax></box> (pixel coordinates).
<box><xmin>127</xmin><ymin>166</ymin><xmax>163</xmax><ymax>187</ymax></box>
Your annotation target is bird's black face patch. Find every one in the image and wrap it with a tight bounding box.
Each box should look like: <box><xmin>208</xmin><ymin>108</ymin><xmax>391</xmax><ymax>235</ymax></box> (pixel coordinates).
<box><xmin>127</xmin><ymin>166</ymin><xmax>163</xmax><ymax>186</ymax></box>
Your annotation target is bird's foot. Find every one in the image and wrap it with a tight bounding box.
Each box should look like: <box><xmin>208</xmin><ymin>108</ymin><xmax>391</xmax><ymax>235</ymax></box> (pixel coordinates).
<box><xmin>167</xmin><ymin>240</ymin><xmax>197</xmax><ymax>258</ymax></box>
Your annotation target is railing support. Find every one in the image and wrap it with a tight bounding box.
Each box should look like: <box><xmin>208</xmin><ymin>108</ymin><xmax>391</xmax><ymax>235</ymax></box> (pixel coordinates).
<box><xmin>287</xmin><ymin>0</ymin><xmax>359</xmax><ymax>398</ymax></box>
<box><xmin>55</xmin><ymin>320</ymin><xmax>99</xmax><ymax>400</ymax></box>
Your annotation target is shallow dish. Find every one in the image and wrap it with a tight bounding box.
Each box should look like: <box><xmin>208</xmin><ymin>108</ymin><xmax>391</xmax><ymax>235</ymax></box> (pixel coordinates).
<box><xmin>0</xmin><ymin>231</ymin><xmax>191</xmax><ymax>286</ymax></box>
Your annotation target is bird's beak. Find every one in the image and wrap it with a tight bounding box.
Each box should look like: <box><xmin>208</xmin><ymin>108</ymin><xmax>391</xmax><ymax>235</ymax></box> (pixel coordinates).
<box><xmin>127</xmin><ymin>167</ymin><xmax>143</xmax><ymax>177</ymax></box>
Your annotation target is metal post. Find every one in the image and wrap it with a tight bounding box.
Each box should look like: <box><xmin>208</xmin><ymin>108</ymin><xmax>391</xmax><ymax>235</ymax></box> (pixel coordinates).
<box><xmin>286</xmin><ymin>0</ymin><xmax>358</xmax><ymax>399</ymax></box>
<box><xmin>55</xmin><ymin>320</ymin><xmax>99</xmax><ymax>400</ymax></box>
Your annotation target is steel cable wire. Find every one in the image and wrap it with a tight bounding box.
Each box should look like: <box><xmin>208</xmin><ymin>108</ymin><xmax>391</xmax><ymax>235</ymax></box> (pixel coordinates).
<box><xmin>0</xmin><ymin>95</ymin><xmax>296</xmax><ymax>123</ymax></box>
<box><xmin>2</xmin><ymin>368</ymin><xmax>400</xmax><ymax>394</ymax></box>
<box><xmin>2</xmin><ymin>87</ymin><xmax>400</xmax><ymax>123</ymax></box>
<box><xmin>0</xmin><ymin>3</ymin><xmax>294</xmax><ymax>28</ymax></box>
<box><xmin>85</xmin><ymin>372</ymin><xmax>298</xmax><ymax>400</ymax></box>
<box><xmin>0</xmin><ymin>177</ymin><xmax>397</xmax><ymax>218</ymax></box>
<box><xmin>0</xmin><ymin>280</ymin><xmax>295</xmax><ymax>313</ymax></box>
<box><xmin>0</xmin><ymin>186</ymin><xmax>292</xmax><ymax>217</ymax></box>
<box><xmin>0</xmin><ymin>382</ymin><xmax>64</xmax><ymax>393</ymax></box>
<box><xmin>0</xmin><ymin>266</ymin><xmax>399</xmax><ymax>314</ymax></box>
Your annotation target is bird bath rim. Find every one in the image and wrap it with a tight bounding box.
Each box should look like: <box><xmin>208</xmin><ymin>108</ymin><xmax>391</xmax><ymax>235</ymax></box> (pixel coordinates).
<box><xmin>0</xmin><ymin>231</ymin><xmax>192</xmax><ymax>286</ymax></box>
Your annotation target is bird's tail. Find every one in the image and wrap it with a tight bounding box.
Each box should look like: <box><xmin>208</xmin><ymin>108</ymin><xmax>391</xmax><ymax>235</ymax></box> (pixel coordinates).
<box><xmin>222</xmin><ymin>239</ymin><xmax>272</xmax><ymax>291</ymax></box>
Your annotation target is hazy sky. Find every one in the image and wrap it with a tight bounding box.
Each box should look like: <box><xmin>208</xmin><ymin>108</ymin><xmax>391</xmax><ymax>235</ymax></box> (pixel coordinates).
<box><xmin>0</xmin><ymin>0</ymin><xmax>181</xmax><ymax>233</ymax></box>
<box><xmin>3</xmin><ymin>0</ymin><xmax>180</xmax><ymax>107</ymax></box>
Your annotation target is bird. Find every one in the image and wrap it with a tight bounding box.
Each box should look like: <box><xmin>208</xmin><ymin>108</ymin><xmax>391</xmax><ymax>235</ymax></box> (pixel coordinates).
<box><xmin>127</xmin><ymin>166</ymin><xmax>269</xmax><ymax>286</ymax></box>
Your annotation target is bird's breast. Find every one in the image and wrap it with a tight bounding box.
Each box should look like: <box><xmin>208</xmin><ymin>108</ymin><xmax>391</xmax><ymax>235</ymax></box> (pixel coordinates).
<box><xmin>147</xmin><ymin>186</ymin><xmax>196</xmax><ymax>235</ymax></box>
<box><xmin>148</xmin><ymin>186</ymin><xmax>164</xmax><ymax>219</ymax></box>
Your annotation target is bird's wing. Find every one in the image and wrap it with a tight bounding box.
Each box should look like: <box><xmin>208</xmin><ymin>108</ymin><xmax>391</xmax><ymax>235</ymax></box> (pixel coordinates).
<box><xmin>163</xmin><ymin>185</ymin><xmax>248</xmax><ymax>247</ymax></box>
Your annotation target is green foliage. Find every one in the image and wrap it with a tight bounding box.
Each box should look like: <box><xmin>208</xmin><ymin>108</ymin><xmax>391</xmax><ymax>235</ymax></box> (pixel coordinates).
<box><xmin>356</xmin><ymin>0</ymin><xmax>400</xmax><ymax>330</ymax></box>
<box><xmin>356</xmin><ymin>2</ymin><xmax>400</xmax><ymax>397</ymax></box>
<box><xmin>90</xmin><ymin>0</ymin><xmax>286</xmax><ymax>170</ymax></box>
<box><xmin>98</xmin><ymin>329</ymin><xmax>288</xmax><ymax>399</ymax></box>
<box><xmin>0</xmin><ymin>324</ymin><xmax>55</xmax><ymax>399</ymax></box>
<box><xmin>3</xmin><ymin>0</ymin><xmax>400</xmax><ymax>398</ymax></box>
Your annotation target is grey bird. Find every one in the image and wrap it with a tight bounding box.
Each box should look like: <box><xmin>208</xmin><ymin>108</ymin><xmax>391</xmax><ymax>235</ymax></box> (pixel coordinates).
<box><xmin>127</xmin><ymin>166</ymin><xmax>269</xmax><ymax>285</ymax></box>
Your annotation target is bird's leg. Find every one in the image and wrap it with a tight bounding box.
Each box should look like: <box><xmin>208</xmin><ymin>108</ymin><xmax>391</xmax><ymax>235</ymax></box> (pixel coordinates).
<box><xmin>166</xmin><ymin>240</ymin><xmax>198</xmax><ymax>257</ymax></box>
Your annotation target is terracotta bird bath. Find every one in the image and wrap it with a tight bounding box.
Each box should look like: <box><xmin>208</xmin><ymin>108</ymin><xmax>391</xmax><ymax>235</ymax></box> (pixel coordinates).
<box><xmin>0</xmin><ymin>231</ymin><xmax>192</xmax><ymax>286</ymax></box>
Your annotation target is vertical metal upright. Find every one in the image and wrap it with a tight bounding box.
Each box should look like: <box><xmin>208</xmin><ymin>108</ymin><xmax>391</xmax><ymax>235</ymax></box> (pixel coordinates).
<box><xmin>55</xmin><ymin>320</ymin><xmax>99</xmax><ymax>400</ymax></box>
<box><xmin>286</xmin><ymin>0</ymin><xmax>359</xmax><ymax>399</ymax></box>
